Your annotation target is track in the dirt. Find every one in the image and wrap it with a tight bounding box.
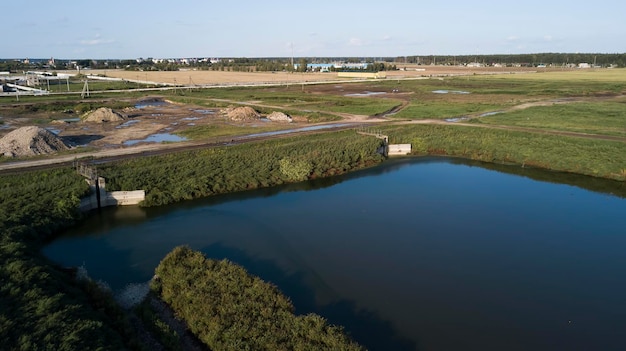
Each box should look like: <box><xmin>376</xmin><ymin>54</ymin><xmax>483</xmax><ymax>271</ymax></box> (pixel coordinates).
<box><xmin>0</xmin><ymin>123</ymin><xmax>362</xmax><ymax>175</ymax></box>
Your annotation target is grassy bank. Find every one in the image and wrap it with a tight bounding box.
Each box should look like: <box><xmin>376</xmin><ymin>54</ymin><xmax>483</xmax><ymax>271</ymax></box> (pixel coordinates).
<box><xmin>0</xmin><ymin>168</ymin><xmax>139</xmax><ymax>350</ymax></box>
<box><xmin>100</xmin><ymin>130</ymin><xmax>386</xmax><ymax>206</ymax></box>
<box><xmin>382</xmin><ymin>124</ymin><xmax>626</xmax><ymax>180</ymax></box>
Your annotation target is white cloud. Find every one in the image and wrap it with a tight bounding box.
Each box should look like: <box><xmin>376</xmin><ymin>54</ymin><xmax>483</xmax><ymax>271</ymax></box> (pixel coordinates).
<box><xmin>544</xmin><ymin>35</ymin><xmax>553</xmax><ymax>41</ymax></box>
<box><xmin>348</xmin><ymin>38</ymin><xmax>363</xmax><ymax>46</ymax></box>
<box><xmin>80</xmin><ymin>34</ymin><xmax>114</xmax><ymax>46</ymax></box>
<box><xmin>506</xmin><ymin>36</ymin><xmax>519</xmax><ymax>42</ymax></box>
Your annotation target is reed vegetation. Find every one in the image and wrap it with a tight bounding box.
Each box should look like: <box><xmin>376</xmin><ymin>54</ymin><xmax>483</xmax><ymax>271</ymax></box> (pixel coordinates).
<box><xmin>153</xmin><ymin>246</ymin><xmax>364</xmax><ymax>351</ymax></box>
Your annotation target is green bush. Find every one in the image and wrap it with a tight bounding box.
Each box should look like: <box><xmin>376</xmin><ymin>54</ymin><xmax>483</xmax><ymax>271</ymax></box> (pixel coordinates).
<box><xmin>153</xmin><ymin>246</ymin><xmax>364</xmax><ymax>351</ymax></box>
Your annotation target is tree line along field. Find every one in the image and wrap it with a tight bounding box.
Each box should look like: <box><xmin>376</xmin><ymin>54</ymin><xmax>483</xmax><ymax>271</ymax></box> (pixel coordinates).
<box><xmin>1</xmin><ymin>68</ymin><xmax>625</xmax><ymax>349</ymax></box>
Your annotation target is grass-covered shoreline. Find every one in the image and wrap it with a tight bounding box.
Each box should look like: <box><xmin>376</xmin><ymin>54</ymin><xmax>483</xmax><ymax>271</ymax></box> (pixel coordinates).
<box><xmin>384</xmin><ymin>124</ymin><xmax>626</xmax><ymax>181</ymax></box>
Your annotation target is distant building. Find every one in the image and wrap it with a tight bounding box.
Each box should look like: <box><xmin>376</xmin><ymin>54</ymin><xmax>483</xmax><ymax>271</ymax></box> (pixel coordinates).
<box><xmin>578</xmin><ymin>63</ymin><xmax>591</xmax><ymax>69</ymax></box>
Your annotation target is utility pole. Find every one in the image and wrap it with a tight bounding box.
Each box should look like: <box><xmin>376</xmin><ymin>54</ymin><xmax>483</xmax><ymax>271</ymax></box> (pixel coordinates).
<box><xmin>81</xmin><ymin>80</ymin><xmax>90</xmax><ymax>99</ymax></box>
<box><xmin>290</xmin><ymin>42</ymin><xmax>294</xmax><ymax>71</ymax></box>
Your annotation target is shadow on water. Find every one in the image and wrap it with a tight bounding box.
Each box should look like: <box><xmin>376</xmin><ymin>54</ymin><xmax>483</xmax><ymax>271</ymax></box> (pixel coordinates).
<box><xmin>201</xmin><ymin>242</ymin><xmax>420</xmax><ymax>351</ymax></box>
<box><xmin>448</xmin><ymin>157</ymin><xmax>626</xmax><ymax>198</ymax></box>
<box><xmin>62</xmin><ymin>134</ymin><xmax>104</xmax><ymax>146</ymax></box>
<box><xmin>70</xmin><ymin>156</ymin><xmax>625</xmax><ymax>238</ymax></box>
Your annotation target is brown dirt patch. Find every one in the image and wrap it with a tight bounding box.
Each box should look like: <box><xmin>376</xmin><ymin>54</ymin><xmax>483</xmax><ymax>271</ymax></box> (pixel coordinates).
<box><xmin>223</xmin><ymin>106</ymin><xmax>260</xmax><ymax>121</ymax></box>
<box><xmin>0</xmin><ymin>126</ymin><xmax>69</xmax><ymax>157</ymax></box>
<box><xmin>82</xmin><ymin>107</ymin><xmax>127</xmax><ymax>123</ymax></box>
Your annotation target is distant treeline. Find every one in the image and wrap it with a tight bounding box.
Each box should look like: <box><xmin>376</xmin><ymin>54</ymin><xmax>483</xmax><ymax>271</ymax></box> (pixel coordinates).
<box><xmin>4</xmin><ymin>52</ymin><xmax>623</xmax><ymax>72</ymax></box>
<box><xmin>396</xmin><ymin>53</ymin><xmax>626</xmax><ymax>67</ymax></box>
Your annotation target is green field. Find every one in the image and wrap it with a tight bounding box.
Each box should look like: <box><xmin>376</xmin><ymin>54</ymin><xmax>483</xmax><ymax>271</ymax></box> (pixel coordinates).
<box><xmin>471</xmin><ymin>100</ymin><xmax>626</xmax><ymax>137</ymax></box>
<box><xmin>382</xmin><ymin>124</ymin><xmax>626</xmax><ymax>180</ymax></box>
<box><xmin>166</xmin><ymin>87</ymin><xmax>400</xmax><ymax>116</ymax></box>
<box><xmin>377</xmin><ymin>69</ymin><xmax>626</xmax><ymax>120</ymax></box>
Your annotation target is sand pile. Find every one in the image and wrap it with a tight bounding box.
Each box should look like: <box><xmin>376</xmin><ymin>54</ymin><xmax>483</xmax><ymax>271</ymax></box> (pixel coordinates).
<box><xmin>82</xmin><ymin>107</ymin><xmax>127</xmax><ymax>123</ymax></box>
<box><xmin>0</xmin><ymin>126</ymin><xmax>69</xmax><ymax>157</ymax></box>
<box><xmin>266</xmin><ymin>111</ymin><xmax>293</xmax><ymax>123</ymax></box>
<box><xmin>223</xmin><ymin>106</ymin><xmax>260</xmax><ymax>121</ymax></box>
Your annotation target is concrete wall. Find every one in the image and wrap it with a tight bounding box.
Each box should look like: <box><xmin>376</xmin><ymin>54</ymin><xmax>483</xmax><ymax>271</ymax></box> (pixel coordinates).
<box><xmin>79</xmin><ymin>177</ymin><xmax>145</xmax><ymax>211</ymax></box>
<box><xmin>388</xmin><ymin>144</ymin><xmax>412</xmax><ymax>156</ymax></box>
<box><xmin>104</xmin><ymin>190</ymin><xmax>146</xmax><ymax>206</ymax></box>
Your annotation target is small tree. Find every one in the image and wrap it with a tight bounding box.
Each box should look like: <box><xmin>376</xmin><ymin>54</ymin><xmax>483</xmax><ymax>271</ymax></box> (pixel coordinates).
<box><xmin>297</xmin><ymin>58</ymin><xmax>308</xmax><ymax>72</ymax></box>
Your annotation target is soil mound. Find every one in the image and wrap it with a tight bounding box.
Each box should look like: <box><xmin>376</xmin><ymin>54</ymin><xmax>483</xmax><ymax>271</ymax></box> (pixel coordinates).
<box><xmin>82</xmin><ymin>107</ymin><xmax>127</xmax><ymax>123</ymax></box>
<box><xmin>223</xmin><ymin>106</ymin><xmax>260</xmax><ymax>121</ymax></box>
<box><xmin>266</xmin><ymin>111</ymin><xmax>293</xmax><ymax>123</ymax></box>
<box><xmin>0</xmin><ymin>126</ymin><xmax>69</xmax><ymax>157</ymax></box>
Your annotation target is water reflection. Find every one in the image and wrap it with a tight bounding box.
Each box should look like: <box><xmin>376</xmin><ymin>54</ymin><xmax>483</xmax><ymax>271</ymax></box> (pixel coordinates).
<box><xmin>239</xmin><ymin>123</ymin><xmax>353</xmax><ymax>139</ymax></box>
<box><xmin>43</xmin><ymin>157</ymin><xmax>626</xmax><ymax>351</ymax></box>
<box><xmin>123</xmin><ymin>133</ymin><xmax>187</xmax><ymax>145</ymax></box>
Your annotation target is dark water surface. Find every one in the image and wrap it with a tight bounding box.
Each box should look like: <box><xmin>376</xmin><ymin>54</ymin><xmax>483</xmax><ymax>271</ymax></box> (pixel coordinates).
<box><xmin>43</xmin><ymin>158</ymin><xmax>626</xmax><ymax>351</ymax></box>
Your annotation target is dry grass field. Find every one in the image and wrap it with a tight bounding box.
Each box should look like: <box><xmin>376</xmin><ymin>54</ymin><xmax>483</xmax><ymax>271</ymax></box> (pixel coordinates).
<box><xmin>86</xmin><ymin>69</ymin><xmax>342</xmax><ymax>86</ymax></box>
<box><xmin>86</xmin><ymin>65</ymin><xmax>553</xmax><ymax>86</ymax></box>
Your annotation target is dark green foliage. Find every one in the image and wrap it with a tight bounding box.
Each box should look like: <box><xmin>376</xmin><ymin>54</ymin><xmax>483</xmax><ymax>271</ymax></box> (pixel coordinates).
<box><xmin>153</xmin><ymin>246</ymin><xmax>364</xmax><ymax>351</ymax></box>
<box><xmin>135</xmin><ymin>299</ymin><xmax>182</xmax><ymax>351</ymax></box>
<box><xmin>0</xmin><ymin>168</ymin><xmax>140</xmax><ymax>350</ymax></box>
<box><xmin>398</xmin><ymin>53</ymin><xmax>626</xmax><ymax>67</ymax></box>
<box><xmin>100</xmin><ymin>131</ymin><xmax>385</xmax><ymax>206</ymax></box>
<box><xmin>0</xmin><ymin>169</ymin><xmax>88</xmax><ymax>240</ymax></box>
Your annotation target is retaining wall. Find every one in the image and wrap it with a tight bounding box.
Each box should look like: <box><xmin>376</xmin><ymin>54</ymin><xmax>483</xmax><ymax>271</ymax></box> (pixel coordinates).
<box><xmin>388</xmin><ymin>144</ymin><xmax>412</xmax><ymax>156</ymax></box>
<box><xmin>79</xmin><ymin>177</ymin><xmax>145</xmax><ymax>211</ymax></box>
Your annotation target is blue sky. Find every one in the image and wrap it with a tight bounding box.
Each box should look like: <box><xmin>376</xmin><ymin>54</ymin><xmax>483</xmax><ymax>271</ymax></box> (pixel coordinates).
<box><xmin>2</xmin><ymin>1</ymin><xmax>624</xmax><ymax>59</ymax></box>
